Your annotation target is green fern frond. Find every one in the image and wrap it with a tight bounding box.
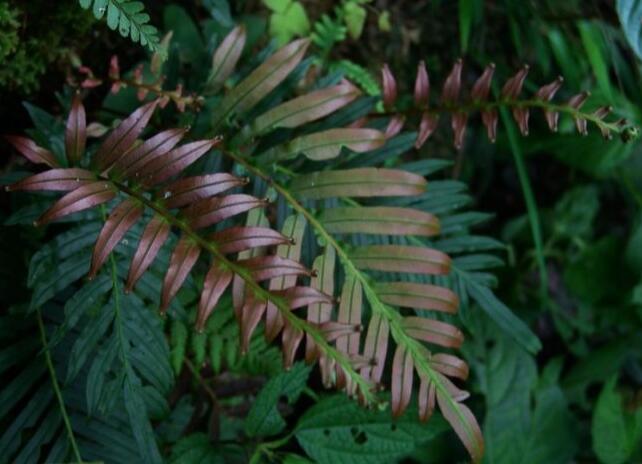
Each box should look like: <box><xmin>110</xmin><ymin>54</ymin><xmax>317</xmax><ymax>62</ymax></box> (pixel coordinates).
<box><xmin>79</xmin><ymin>0</ymin><xmax>160</xmax><ymax>52</ymax></box>
<box><xmin>311</xmin><ymin>14</ymin><xmax>347</xmax><ymax>56</ymax></box>
<box><xmin>330</xmin><ymin>59</ymin><xmax>380</xmax><ymax>96</ymax></box>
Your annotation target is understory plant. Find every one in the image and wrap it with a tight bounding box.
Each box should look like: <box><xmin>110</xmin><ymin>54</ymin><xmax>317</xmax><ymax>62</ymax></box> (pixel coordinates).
<box><xmin>1</xmin><ymin>2</ymin><xmax>640</xmax><ymax>464</ymax></box>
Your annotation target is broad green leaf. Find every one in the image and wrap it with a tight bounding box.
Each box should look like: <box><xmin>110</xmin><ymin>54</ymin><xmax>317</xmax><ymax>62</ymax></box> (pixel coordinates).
<box><xmin>269</xmin><ymin>2</ymin><xmax>310</xmax><ymax>45</ymax></box>
<box><xmin>244</xmin><ymin>362</ymin><xmax>311</xmax><ymax>437</ymax></box>
<box><xmin>592</xmin><ymin>377</ymin><xmax>642</xmax><ymax>464</ymax></box>
<box><xmin>481</xmin><ymin>333</ymin><xmax>577</xmax><ymax>464</ymax></box>
<box><xmin>295</xmin><ymin>394</ymin><xmax>448</xmax><ymax>464</ymax></box>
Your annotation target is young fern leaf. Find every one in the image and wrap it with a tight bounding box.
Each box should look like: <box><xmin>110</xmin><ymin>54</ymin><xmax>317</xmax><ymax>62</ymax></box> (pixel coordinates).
<box><xmin>5</xmin><ymin>88</ymin><xmax>373</xmax><ymax>422</ymax></box>
<box><xmin>78</xmin><ymin>0</ymin><xmax>161</xmax><ymax>52</ymax></box>
<box><xmin>379</xmin><ymin>59</ymin><xmax>637</xmax><ymax>150</ymax></box>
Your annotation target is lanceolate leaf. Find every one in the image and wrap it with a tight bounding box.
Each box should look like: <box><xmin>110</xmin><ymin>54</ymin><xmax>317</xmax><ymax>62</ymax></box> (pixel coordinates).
<box><xmin>361</xmin><ymin>313</ymin><xmax>389</xmax><ymax>384</ymax></box>
<box><xmin>212</xmin><ymin>38</ymin><xmax>310</xmax><ymax>128</ymax></box>
<box><xmin>207</xmin><ymin>25</ymin><xmax>247</xmax><ymax>91</ymax></box>
<box><xmin>290</xmin><ymin>168</ymin><xmax>427</xmax><ymax>199</ymax></box>
<box><xmin>375</xmin><ymin>282</ymin><xmax>459</xmax><ymax>313</ymax></box>
<box><xmin>252</xmin><ymin>80</ymin><xmax>361</xmax><ymax>134</ymax></box>
<box><xmin>306</xmin><ymin>247</ymin><xmax>336</xmax><ymax>364</ymax></box>
<box><xmin>391</xmin><ymin>345</ymin><xmax>414</xmax><ymax>417</ymax></box>
<box><xmin>430</xmin><ymin>353</ymin><xmax>469</xmax><ymax>380</ymax></box>
<box><xmin>350</xmin><ymin>245</ymin><xmax>451</xmax><ymax>274</ymax></box>
<box><xmin>65</xmin><ymin>95</ymin><xmax>86</xmax><ymax>165</ymax></box>
<box><xmin>161</xmin><ymin>235</ymin><xmax>201</xmax><ymax>312</ymax></box>
<box><xmin>7</xmin><ymin>169</ymin><xmax>95</xmax><ymax>192</ymax></box>
<box><xmin>94</xmin><ymin>100</ymin><xmax>158</xmax><ymax>172</ymax></box>
<box><xmin>197</xmin><ymin>262</ymin><xmax>233</xmax><ymax>331</ymax></box>
<box><xmin>435</xmin><ymin>378</ymin><xmax>484</xmax><ymax>463</ymax></box>
<box><xmin>320</xmin><ymin>206</ymin><xmax>440</xmax><ymax>236</ymax></box>
<box><xmin>141</xmin><ymin>139</ymin><xmax>220</xmax><ymax>186</ymax></box>
<box><xmin>336</xmin><ymin>276</ymin><xmax>362</xmax><ymax>391</ymax></box>
<box><xmin>37</xmin><ymin>182</ymin><xmax>116</xmax><ymax>225</ymax></box>
<box><xmin>266</xmin><ymin>214</ymin><xmax>306</xmax><ymax>341</ymax></box>
<box><xmin>418</xmin><ymin>378</ymin><xmax>436</xmax><ymax>422</ymax></box>
<box><xmin>275</xmin><ymin>287</ymin><xmax>333</xmax><ymax>309</ymax></box>
<box><xmin>240</xmin><ymin>296</ymin><xmax>267</xmax><ymax>353</ymax></box>
<box><xmin>239</xmin><ymin>255</ymin><xmax>311</xmax><ymax>282</ymax></box>
<box><xmin>210</xmin><ymin>226</ymin><xmax>290</xmax><ymax>254</ymax></box>
<box><xmin>264</xmin><ymin>128</ymin><xmax>386</xmax><ymax>162</ymax></box>
<box><xmin>401</xmin><ymin>316</ymin><xmax>464</xmax><ymax>348</ymax></box>
<box><xmin>184</xmin><ymin>194</ymin><xmax>266</xmax><ymax>229</ymax></box>
<box><xmin>5</xmin><ymin>136</ymin><xmax>59</xmax><ymax>168</ymax></box>
<box><xmin>89</xmin><ymin>199</ymin><xmax>144</xmax><ymax>278</ymax></box>
<box><xmin>126</xmin><ymin>215</ymin><xmax>171</xmax><ymax>291</ymax></box>
<box><xmin>163</xmin><ymin>173</ymin><xmax>246</xmax><ymax>209</ymax></box>
<box><xmin>116</xmin><ymin>129</ymin><xmax>186</xmax><ymax>179</ymax></box>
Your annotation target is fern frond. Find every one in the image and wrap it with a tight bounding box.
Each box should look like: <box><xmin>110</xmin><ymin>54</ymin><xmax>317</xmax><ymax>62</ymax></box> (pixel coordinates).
<box><xmin>79</xmin><ymin>0</ymin><xmax>161</xmax><ymax>52</ymax></box>
<box><xmin>330</xmin><ymin>60</ymin><xmax>381</xmax><ymax>96</ymax></box>
<box><xmin>379</xmin><ymin>60</ymin><xmax>637</xmax><ymax>150</ymax></box>
<box><xmin>0</xmin><ymin>306</ymin><xmax>157</xmax><ymax>463</ymax></box>
<box><xmin>3</xmin><ymin>28</ymin><xmax>574</xmax><ymax>463</ymax></box>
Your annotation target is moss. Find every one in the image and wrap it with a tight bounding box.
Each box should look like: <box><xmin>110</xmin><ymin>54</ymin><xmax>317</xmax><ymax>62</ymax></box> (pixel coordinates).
<box><xmin>0</xmin><ymin>1</ymin><xmax>95</xmax><ymax>95</ymax></box>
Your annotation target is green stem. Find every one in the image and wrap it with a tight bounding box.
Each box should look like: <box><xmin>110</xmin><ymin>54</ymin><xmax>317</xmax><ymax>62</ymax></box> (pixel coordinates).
<box><xmin>499</xmin><ymin>107</ymin><xmax>549</xmax><ymax>303</ymax></box>
<box><xmin>221</xmin><ymin>149</ymin><xmax>482</xmax><ymax>457</ymax></box>
<box><xmin>108</xmin><ymin>181</ymin><xmax>373</xmax><ymax>402</ymax></box>
<box><xmin>36</xmin><ymin>309</ymin><xmax>83</xmax><ymax>463</ymax></box>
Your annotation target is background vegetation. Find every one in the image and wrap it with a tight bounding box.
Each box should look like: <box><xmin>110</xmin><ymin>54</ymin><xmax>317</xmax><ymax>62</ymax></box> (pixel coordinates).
<box><xmin>1</xmin><ymin>0</ymin><xmax>642</xmax><ymax>463</ymax></box>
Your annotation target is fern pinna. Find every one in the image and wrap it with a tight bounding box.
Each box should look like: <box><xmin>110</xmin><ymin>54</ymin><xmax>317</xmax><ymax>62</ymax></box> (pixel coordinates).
<box><xmin>11</xmin><ymin>21</ymin><xmax>634</xmax><ymax>462</ymax></box>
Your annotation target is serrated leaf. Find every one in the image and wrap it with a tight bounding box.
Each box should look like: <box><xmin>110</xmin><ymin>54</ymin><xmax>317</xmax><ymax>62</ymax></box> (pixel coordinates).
<box><xmin>295</xmin><ymin>394</ymin><xmax>448</xmax><ymax>464</ymax></box>
<box><xmin>245</xmin><ymin>362</ymin><xmax>311</xmax><ymax>437</ymax></box>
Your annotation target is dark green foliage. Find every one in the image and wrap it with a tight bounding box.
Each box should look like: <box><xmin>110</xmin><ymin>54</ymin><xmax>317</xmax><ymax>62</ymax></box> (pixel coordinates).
<box><xmin>2</xmin><ymin>1</ymin><xmax>642</xmax><ymax>463</ymax></box>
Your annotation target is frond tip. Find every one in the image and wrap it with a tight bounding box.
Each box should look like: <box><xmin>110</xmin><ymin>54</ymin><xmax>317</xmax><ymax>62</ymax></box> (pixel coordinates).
<box><xmin>379</xmin><ymin>59</ymin><xmax>638</xmax><ymax>149</ymax></box>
